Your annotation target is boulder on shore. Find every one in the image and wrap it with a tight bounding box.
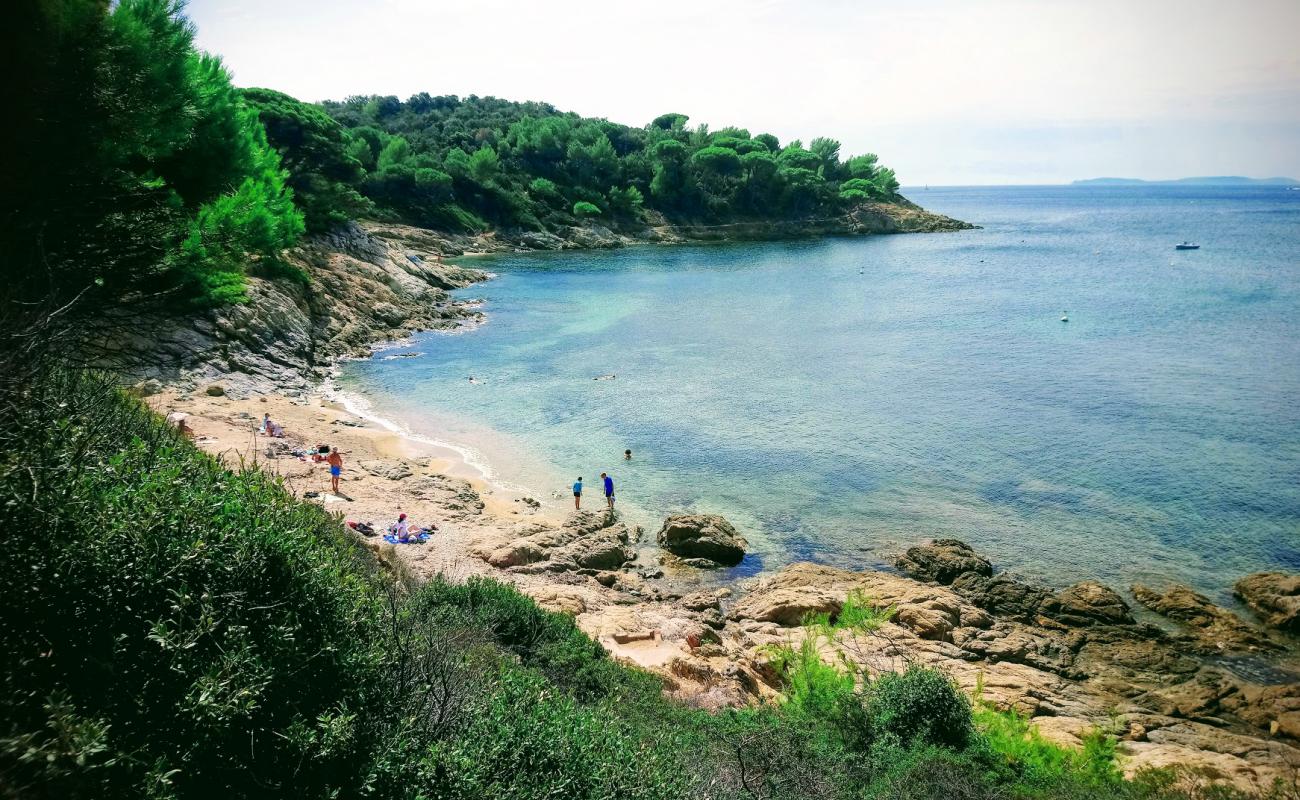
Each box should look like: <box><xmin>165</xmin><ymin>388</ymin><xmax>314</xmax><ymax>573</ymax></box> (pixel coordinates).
<box><xmin>657</xmin><ymin>514</ymin><xmax>747</xmax><ymax>566</ymax></box>
<box><xmin>895</xmin><ymin>539</ymin><xmax>993</xmax><ymax>585</ymax></box>
<box><xmin>480</xmin><ymin>510</ymin><xmax>635</xmax><ymax>575</ymax></box>
<box><xmin>1234</xmin><ymin>572</ymin><xmax>1300</xmax><ymax>633</ymax></box>
<box><xmin>950</xmin><ymin>572</ymin><xmax>1052</xmax><ymax>622</ymax></box>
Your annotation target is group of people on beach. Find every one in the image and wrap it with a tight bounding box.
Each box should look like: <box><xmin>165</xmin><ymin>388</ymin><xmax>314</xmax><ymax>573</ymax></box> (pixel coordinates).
<box><xmin>572</xmin><ymin>449</ymin><xmax>631</xmax><ymax>511</ymax></box>
<box><xmin>261</xmin><ymin>414</ymin><xmax>344</xmax><ymax>494</ymax></box>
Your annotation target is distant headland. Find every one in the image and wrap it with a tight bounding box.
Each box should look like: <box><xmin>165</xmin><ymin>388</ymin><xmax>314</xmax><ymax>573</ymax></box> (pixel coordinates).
<box><xmin>1073</xmin><ymin>176</ymin><xmax>1299</xmax><ymax>186</ymax></box>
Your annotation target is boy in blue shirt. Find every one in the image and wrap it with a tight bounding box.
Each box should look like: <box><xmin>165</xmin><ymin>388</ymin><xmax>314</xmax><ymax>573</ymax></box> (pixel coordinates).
<box><xmin>601</xmin><ymin>473</ymin><xmax>614</xmax><ymax>510</ymax></box>
<box><xmin>573</xmin><ymin>477</ymin><xmax>583</xmax><ymax>510</ymax></box>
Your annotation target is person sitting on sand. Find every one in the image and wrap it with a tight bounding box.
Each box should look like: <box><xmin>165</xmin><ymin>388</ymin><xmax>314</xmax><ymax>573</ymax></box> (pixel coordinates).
<box><xmin>260</xmin><ymin>413</ymin><xmax>285</xmax><ymax>438</ymax></box>
<box><xmin>573</xmin><ymin>477</ymin><xmax>583</xmax><ymax>510</ymax></box>
<box><xmin>392</xmin><ymin>513</ymin><xmax>412</xmax><ymax>542</ymax></box>
<box><xmin>601</xmin><ymin>472</ymin><xmax>615</xmax><ymax>510</ymax></box>
<box><xmin>327</xmin><ymin>447</ymin><xmax>343</xmax><ymax>495</ymax></box>
<box><xmin>166</xmin><ymin>411</ymin><xmax>194</xmax><ymax>439</ymax></box>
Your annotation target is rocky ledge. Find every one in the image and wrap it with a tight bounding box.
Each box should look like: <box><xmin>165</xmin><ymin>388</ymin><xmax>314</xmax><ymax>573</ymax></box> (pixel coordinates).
<box><xmin>458</xmin><ymin>520</ymin><xmax>1299</xmax><ymax>789</ymax></box>
<box><xmin>123</xmin><ymin>222</ymin><xmax>488</xmax><ymax>397</ymax></box>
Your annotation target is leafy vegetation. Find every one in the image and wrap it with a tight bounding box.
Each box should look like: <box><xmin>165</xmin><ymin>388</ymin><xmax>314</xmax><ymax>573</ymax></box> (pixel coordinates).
<box><xmin>5</xmin><ymin>0</ymin><xmax>302</xmax><ymax>315</ymax></box>
<box><xmin>245</xmin><ymin>91</ymin><xmax>906</xmax><ymax>234</ymax></box>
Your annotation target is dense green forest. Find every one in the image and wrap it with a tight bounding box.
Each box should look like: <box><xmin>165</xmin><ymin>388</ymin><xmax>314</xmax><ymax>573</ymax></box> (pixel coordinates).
<box><xmin>245</xmin><ymin>90</ymin><xmax>904</xmax><ymax>235</ymax></box>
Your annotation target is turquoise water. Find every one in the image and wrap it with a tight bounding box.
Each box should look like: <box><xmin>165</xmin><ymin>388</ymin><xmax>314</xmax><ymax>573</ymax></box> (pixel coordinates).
<box><xmin>342</xmin><ymin>186</ymin><xmax>1300</xmax><ymax>599</ymax></box>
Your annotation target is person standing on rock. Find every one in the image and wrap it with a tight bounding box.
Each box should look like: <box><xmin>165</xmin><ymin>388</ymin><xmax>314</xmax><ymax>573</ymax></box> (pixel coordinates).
<box><xmin>601</xmin><ymin>472</ymin><xmax>614</xmax><ymax>510</ymax></box>
<box><xmin>573</xmin><ymin>477</ymin><xmax>583</xmax><ymax>510</ymax></box>
<box><xmin>327</xmin><ymin>447</ymin><xmax>343</xmax><ymax>495</ymax></box>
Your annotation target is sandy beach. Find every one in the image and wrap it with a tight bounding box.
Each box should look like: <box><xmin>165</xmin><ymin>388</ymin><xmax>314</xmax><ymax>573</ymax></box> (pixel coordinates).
<box><xmin>147</xmin><ymin>387</ymin><xmax>735</xmax><ymax>685</ymax></box>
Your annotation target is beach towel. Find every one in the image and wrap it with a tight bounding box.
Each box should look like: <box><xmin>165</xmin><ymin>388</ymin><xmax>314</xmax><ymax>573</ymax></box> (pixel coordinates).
<box><xmin>383</xmin><ymin>533</ymin><xmax>430</xmax><ymax>545</ymax></box>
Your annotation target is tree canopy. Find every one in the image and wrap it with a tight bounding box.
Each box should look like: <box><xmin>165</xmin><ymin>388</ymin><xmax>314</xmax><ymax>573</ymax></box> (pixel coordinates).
<box><xmin>4</xmin><ymin>0</ymin><xmax>302</xmax><ymax>317</ymax></box>
<box><xmin>260</xmin><ymin>92</ymin><xmax>908</xmax><ymax>234</ymax></box>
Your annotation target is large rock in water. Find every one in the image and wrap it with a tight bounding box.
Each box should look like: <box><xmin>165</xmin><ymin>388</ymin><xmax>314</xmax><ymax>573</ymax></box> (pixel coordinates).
<box><xmin>1234</xmin><ymin>572</ymin><xmax>1300</xmax><ymax>633</ymax></box>
<box><xmin>658</xmin><ymin>514</ymin><xmax>747</xmax><ymax>566</ymax></box>
<box><xmin>896</xmin><ymin>539</ymin><xmax>993</xmax><ymax>585</ymax></box>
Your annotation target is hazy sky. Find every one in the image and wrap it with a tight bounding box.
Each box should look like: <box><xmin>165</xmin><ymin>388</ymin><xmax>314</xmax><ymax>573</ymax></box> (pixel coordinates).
<box><xmin>187</xmin><ymin>0</ymin><xmax>1300</xmax><ymax>185</ymax></box>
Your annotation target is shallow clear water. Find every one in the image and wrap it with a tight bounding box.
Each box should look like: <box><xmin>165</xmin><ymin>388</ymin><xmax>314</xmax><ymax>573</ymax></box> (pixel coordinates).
<box><xmin>342</xmin><ymin>185</ymin><xmax>1300</xmax><ymax>600</ymax></box>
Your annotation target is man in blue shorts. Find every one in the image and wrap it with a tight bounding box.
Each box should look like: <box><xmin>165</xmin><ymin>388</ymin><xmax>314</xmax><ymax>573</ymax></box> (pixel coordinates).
<box><xmin>573</xmin><ymin>476</ymin><xmax>583</xmax><ymax>510</ymax></box>
<box><xmin>327</xmin><ymin>447</ymin><xmax>343</xmax><ymax>495</ymax></box>
<box><xmin>601</xmin><ymin>472</ymin><xmax>614</xmax><ymax>510</ymax></box>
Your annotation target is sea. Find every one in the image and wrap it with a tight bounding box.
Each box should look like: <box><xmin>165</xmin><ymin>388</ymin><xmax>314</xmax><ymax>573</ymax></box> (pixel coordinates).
<box><xmin>338</xmin><ymin>185</ymin><xmax>1300</xmax><ymax>601</ymax></box>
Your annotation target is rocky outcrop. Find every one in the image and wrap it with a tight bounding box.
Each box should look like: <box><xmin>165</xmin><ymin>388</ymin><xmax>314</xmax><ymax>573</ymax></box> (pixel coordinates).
<box><xmin>1235</xmin><ymin>572</ymin><xmax>1300</xmax><ymax>633</ymax></box>
<box><xmin>359</xmin><ymin>459</ymin><xmax>414</xmax><ymax>481</ymax></box>
<box><xmin>657</xmin><ymin>514</ymin><xmax>747</xmax><ymax>566</ymax></box>
<box><xmin>703</xmin><ymin>546</ymin><xmax>1300</xmax><ymax>789</ymax></box>
<box><xmin>950</xmin><ymin>572</ymin><xmax>1052</xmax><ymax>622</ymax></box>
<box><xmin>1132</xmin><ymin>584</ymin><xmax>1280</xmax><ymax>653</ymax></box>
<box><xmin>1041</xmin><ymin>581</ymin><xmax>1135</xmax><ymax>628</ymax></box>
<box><xmin>896</xmin><ymin>538</ymin><xmax>992</xmax><ymax>584</ymax></box>
<box><xmin>479</xmin><ymin>511</ymin><xmax>636</xmax><ymax>574</ymax></box>
<box><xmin>124</xmin><ymin>222</ymin><xmax>488</xmax><ymax>396</ymax></box>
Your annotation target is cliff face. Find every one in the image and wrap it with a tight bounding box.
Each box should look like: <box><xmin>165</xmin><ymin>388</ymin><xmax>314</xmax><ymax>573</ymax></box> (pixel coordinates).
<box><xmin>125</xmin><ymin>223</ymin><xmax>488</xmax><ymax>396</ymax></box>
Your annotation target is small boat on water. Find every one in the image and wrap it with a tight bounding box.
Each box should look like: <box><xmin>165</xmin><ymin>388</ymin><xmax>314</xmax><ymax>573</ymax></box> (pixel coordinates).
<box><xmin>1175</xmin><ymin>242</ymin><xmax>1200</xmax><ymax>250</ymax></box>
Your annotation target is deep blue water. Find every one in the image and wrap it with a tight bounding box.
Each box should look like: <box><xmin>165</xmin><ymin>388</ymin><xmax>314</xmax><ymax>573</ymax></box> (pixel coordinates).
<box><xmin>342</xmin><ymin>185</ymin><xmax>1300</xmax><ymax>599</ymax></box>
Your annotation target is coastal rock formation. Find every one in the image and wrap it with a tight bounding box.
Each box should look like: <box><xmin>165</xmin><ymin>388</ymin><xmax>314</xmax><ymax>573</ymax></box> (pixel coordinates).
<box><xmin>660</xmin><ymin>517</ymin><xmax>754</xmax><ymax>567</ymax></box>
<box><xmin>1040</xmin><ymin>580</ymin><xmax>1135</xmax><ymax>628</ymax></box>
<box><xmin>895</xmin><ymin>538</ymin><xmax>993</xmax><ymax>584</ymax></box>
<box><xmin>1132</xmin><ymin>583</ymin><xmax>1280</xmax><ymax>653</ymax></box>
<box><xmin>1235</xmin><ymin>572</ymin><xmax>1300</xmax><ymax>633</ymax></box>
<box><xmin>701</xmin><ymin>549</ymin><xmax>1299</xmax><ymax>787</ymax></box>
<box><xmin>359</xmin><ymin>459</ymin><xmax>414</xmax><ymax>481</ymax></box>
<box><xmin>657</xmin><ymin>514</ymin><xmax>748</xmax><ymax>566</ymax></box>
<box><xmin>949</xmin><ymin>572</ymin><xmax>1053</xmax><ymax>622</ymax></box>
<box><xmin>121</xmin><ymin>222</ymin><xmax>487</xmax><ymax>395</ymax></box>
<box><xmin>479</xmin><ymin>511</ymin><xmax>636</xmax><ymax>574</ymax></box>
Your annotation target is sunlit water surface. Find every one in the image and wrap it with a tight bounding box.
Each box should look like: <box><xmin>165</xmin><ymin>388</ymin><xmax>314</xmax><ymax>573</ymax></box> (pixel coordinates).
<box><xmin>341</xmin><ymin>185</ymin><xmax>1300</xmax><ymax>600</ymax></box>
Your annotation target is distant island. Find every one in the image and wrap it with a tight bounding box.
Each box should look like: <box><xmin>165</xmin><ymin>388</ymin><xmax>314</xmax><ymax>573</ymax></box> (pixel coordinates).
<box><xmin>1073</xmin><ymin>176</ymin><xmax>1299</xmax><ymax>186</ymax></box>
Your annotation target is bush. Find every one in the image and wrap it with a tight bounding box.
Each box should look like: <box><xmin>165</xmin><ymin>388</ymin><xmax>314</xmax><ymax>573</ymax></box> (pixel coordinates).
<box><xmin>865</xmin><ymin>668</ymin><xmax>973</xmax><ymax>750</ymax></box>
<box><xmin>573</xmin><ymin>200</ymin><xmax>602</xmax><ymax>218</ymax></box>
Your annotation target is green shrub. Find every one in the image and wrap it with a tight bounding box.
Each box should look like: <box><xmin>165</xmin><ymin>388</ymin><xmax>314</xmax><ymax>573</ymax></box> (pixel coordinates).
<box><xmin>860</xmin><ymin>742</ymin><xmax>1003</xmax><ymax>799</ymax></box>
<box><xmin>573</xmin><ymin>200</ymin><xmax>602</xmax><ymax>218</ymax></box>
<box><xmin>973</xmin><ymin>705</ymin><xmax>1128</xmax><ymax>798</ymax></box>
<box><xmin>865</xmin><ymin>667</ymin><xmax>973</xmax><ymax>750</ymax></box>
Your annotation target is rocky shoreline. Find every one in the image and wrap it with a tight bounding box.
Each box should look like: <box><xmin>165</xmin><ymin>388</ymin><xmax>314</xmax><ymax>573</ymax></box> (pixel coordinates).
<box><xmin>135</xmin><ymin>205</ymin><xmax>1299</xmax><ymax>792</ymax></box>
<box><xmin>124</xmin><ymin>200</ymin><xmax>972</xmax><ymax>396</ymax></box>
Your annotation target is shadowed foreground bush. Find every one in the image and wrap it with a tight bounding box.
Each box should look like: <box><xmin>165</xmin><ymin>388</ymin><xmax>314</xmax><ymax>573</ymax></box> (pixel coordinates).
<box><xmin>0</xmin><ymin>372</ymin><xmax>1289</xmax><ymax>799</ymax></box>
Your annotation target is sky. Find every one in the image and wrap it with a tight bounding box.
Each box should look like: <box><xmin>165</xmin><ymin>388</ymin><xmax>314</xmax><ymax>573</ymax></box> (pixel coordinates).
<box><xmin>186</xmin><ymin>0</ymin><xmax>1300</xmax><ymax>186</ymax></box>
